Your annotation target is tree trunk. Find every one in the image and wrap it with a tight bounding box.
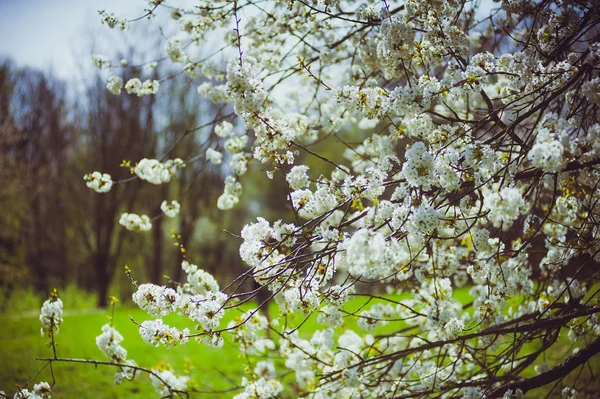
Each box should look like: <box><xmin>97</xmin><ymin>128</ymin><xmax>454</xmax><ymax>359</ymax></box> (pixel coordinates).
<box><xmin>95</xmin><ymin>251</ymin><xmax>111</xmax><ymax>308</ymax></box>
<box><xmin>150</xmin><ymin>206</ymin><xmax>163</xmax><ymax>284</ymax></box>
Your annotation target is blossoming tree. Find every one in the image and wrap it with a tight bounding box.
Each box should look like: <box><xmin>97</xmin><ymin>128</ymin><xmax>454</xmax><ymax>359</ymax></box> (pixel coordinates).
<box><xmin>6</xmin><ymin>0</ymin><xmax>600</xmax><ymax>398</ymax></box>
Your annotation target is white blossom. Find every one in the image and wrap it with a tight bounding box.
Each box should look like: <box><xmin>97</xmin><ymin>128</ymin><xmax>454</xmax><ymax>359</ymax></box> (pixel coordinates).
<box><xmin>206</xmin><ymin>148</ymin><xmax>223</xmax><ymax>165</ymax></box>
<box><xmin>106</xmin><ymin>76</ymin><xmax>123</xmax><ymax>95</ymax></box>
<box><xmin>84</xmin><ymin>171</ymin><xmax>113</xmax><ymax>193</ymax></box>
<box><xmin>119</xmin><ymin>213</ymin><xmax>152</xmax><ymax>232</ymax></box>
<box><xmin>40</xmin><ymin>295</ymin><xmax>63</xmax><ymax>338</ymax></box>
<box><xmin>161</xmin><ymin>200</ymin><xmax>180</xmax><ymax>217</ymax></box>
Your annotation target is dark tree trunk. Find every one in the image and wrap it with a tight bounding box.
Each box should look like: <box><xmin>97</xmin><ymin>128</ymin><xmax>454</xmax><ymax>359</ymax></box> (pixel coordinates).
<box><xmin>95</xmin><ymin>252</ymin><xmax>111</xmax><ymax>308</ymax></box>
<box><xmin>150</xmin><ymin>204</ymin><xmax>164</xmax><ymax>284</ymax></box>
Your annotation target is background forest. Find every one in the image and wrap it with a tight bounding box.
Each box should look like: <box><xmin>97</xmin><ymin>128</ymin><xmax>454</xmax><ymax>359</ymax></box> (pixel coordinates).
<box><xmin>0</xmin><ymin>48</ymin><xmax>289</xmax><ymax>310</ymax></box>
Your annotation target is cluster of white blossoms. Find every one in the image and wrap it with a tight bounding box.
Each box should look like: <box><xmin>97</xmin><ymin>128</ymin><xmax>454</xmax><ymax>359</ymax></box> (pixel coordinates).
<box><xmin>228</xmin><ymin>310</ymin><xmax>273</xmax><ymax>354</ymax></box>
<box><xmin>131</xmin><ymin>261</ymin><xmax>227</xmax><ymax>347</ymax></box>
<box><xmin>119</xmin><ymin>213</ymin><xmax>152</xmax><ymax>232</ymax></box>
<box><xmin>180</xmin><ymin>260</ymin><xmax>220</xmax><ymax>295</ymax></box>
<box><xmin>10</xmin><ymin>382</ymin><xmax>52</xmax><ymax>399</ymax></box>
<box><xmin>83</xmin><ymin>171</ymin><xmax>113</xmax><ymax>193</ymax></box>
<box><xmin>57</xmin><ymin>0</ymin><xmax>600</xmax><ymax>398</ymax></box>
<box><xmin>215</xmin><ymin>121</ymin><xmax>234</xmax><ymax>138</ymax></box>
<box><xmin>39</xmin><ymin>294</ymin><xmax>63</xmax><ymax>338</ymax></box>
<box><xmin>98</xmin><ymin>10</ymin><xmax>129</xmax><ymax>31</ymax></box>
<box><xmin>482</xmin><ymin>185</ymin><xmax>529</xmax><ymax>228</ymax></box>
<box><xmin>233</xmin><ymin>377</ymin><xmax>282</xmax><ymax>399</ymax></box>
<box><xmin>402</xmin><ymin>142</ymin><xmax>436</xmax><ymax>190</ymax></box>
<box><xmin>96</xmin><ymin>324</ymin><xmax>127</xmax><ymax>362</ymax></box>
<box><xmin>134</xmin><ymin>158</ymin><xmax>185</xmax><ymax>185</ymax></box>
<box><xmin>286</xmin><ymin>165</ymin><xmax>310</xmax><ymax>190</ymax></box>
<box><xmin>139</xmin><ymin>319</ymin><xmax>190</xmax><ymax>347</ymax></box>
<box><xmin>160</xmin><ymin>200</ymin><xmax>180</xmax><ymax>218</ymax></box>
<box><xmin>124</xmin><ymin>78</ymin><xmax>160</xmax><ymax>96</ymax></box>
<box><xmin>132</xmin><ymin>284</ymin><xmax>180</xmax><ymax>317</ymax></box>
<box><xmin>239</xmin><ymin>217</ymin><xmax>297</xmax><ymax>284</ymax></box>
<box><xmin>92</xmin><ymin>54</ymin><xmax>111</xmax><ymax>69</ymax></box>
<box><xmin>205</xmin><ymin>147</ymin><xmax>223</xmax><ymax>165</ymax></box>
<box><xmin>217</xmin><ymin>175</ymin><xmax>242</xmax><ymax>210</ymax></box>
<box><xmin>106</xmin><ymin>75</ymin><xmax>123</xmax><ymax>95</ymax></box>
<box><xmin>527</xmin><ymin>115</ymin><xmax>570</xmax><ymax>173</ymax></box>
<box><xmin>96</xmin><ymin>324</ymin><xmax>137</xmax><ymax>384</ymax></box>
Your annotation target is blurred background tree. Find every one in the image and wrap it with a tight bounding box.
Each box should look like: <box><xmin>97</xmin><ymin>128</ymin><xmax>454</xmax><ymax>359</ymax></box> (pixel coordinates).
<box><xmin>0</xmin><ymin>38</ymin><xmax>281</xmax><ymax>309</ymax></box>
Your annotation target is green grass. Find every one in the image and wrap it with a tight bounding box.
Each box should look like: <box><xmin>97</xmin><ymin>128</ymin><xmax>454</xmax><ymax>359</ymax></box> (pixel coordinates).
<box><xmin>3</xmin><ymin>286</ymin><xmax>595</xmax><ymax>398</ymax></box>
<box><xmin>0</xmin><ymin>288</ymin><xmax>466</xmax><ymax>398</ymax></box>
<box><xmin>0</xmin><ymin>306</ymin><xmax>246</xmax><ymax>398</ymax></box>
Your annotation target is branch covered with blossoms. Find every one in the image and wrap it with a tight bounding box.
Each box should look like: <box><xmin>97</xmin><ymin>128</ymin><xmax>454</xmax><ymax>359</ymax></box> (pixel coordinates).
<box><xmin>9</xmin><ymin>0</ymin><xmax>600</xmax><ymax>398</ymax></box>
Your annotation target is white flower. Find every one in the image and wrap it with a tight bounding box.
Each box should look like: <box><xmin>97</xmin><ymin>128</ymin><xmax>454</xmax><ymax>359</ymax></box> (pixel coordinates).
<box><xmin>286</xmin><ymin>165</ymin><xmax>310</xmax><ymax>189</ymax></box>
<box><xmin>132</xmin><ymin>284</ymin><xmax>180</xmax><ymax>317</ymax></box>
<box><xmin>13</xmin><ymin>382</ymin><xmax>52</xmax><ymax>399</ymax></box>
<box><xmin>99</xmin><ymin>11</ymin><xmax>129</xmax><ymax>31</ymax></box>
<box><xmin>180</xmin><ymin>291</ymin><xmax>228</xmax><ymax>332</ymax></box>
<box><xmin>125</xmin><ymin>79</ymin><xmax>160</xmax><ymax>96</ymax></box>
<box><xmin>528</xmin><ymin>136</ymin><xmax>565</xmax><ymax>173</ymax></box>
<box><xmin>92</xmin><ymin>54</ymin><xmax>111</xmax><ymax>69</ymax></box>
<box><xmin>224</xmin><ymin>135</ymin><xmax>248</xmax><ymax>154</ymax></box>
<box><xmin>40</xmin><ymin>294</ymin><xmax>63</xmax><ymax>338</ymax></box>
<box><xmin>125</xmin><ymin>78</ymin><xmax>142</xmax><ymax>95</ymax></box>
<box><xmin>217</xmin><ymin>176</ymin><xmax>242</xmax><ymax>210</ymax></box>
<box><xmin>230</xmin><ymin>152</ymin><xmax>248</xmax><ymax>175</ymax></box>
<box><xmin>407</xmin><ymin>204</ymin><xmax>440</xmax><ymax>234</ymax></box>
<box><xmin>483</xmin><ymin>185</ymin><xmax>528</xmax><ymax>228</ymax></box>
<box><xmin>165</xmin><ymin>36</ymin><xmax>185</xmax><ymax>63</ymax></box>
<box><xmin>139</xmin><ymin>319</ymin><xmax>189</xmax><ymax>347</ymax></box>
<box><xmin>180</xmin><ymin>260</ymin><xmax>220</xmax><ymax>295</ymax></box>
<box><xmin>217</xmin><ymin>193</ymin><xmax>239</xmax><ymax>210</ymax></box>
<box><xmin>84</xmin><ymin>171</ymin><xmax>113</xmax><ymax>193</ymax></box>
<box><xmin>233</xmin><ymin>377</ymin><xmax>282</xmax><ymax>399</ymax></box>
<box><xmin>206</xmin><ymin>148</ymin><xmax>223</xmax><ymax>165</ymax></box>
<box><xmin>106</xmin><ymin>76</ymin><xmax>123</xmax><ymax>95</ymax></box>
<box><xmin>161</xmin><ymin>200</ymin><xmax>180</xmax><ymax>217</ymax></box>
<box><xmin>141</xmin><ymin>79</ymin><xmax>160</xmax><ymax>95</ymax></box>
<box><xmin>443</xmin><ymin>317</ymin><xmax>464</xmax><ymax>338</ymax></box>
<box><xmin>215</xmin><ymin>121</ymin><xmax>234</xmax><ymax>138</ymax></box>
<box><xmin>134</xmin><ymin>158</ymin><xmax>184</xmax><ymax>185</ymax></box>
<box><xmin>119</xmin><ymin>213</ymin><xmax>152</xmax><ymax>232</ymax></box>
<box><xmin>462</xmin><ymin>387</ymin><xmax>483</xmax><ymax>399</ymax></box>
<box><xmin>402</xmin><ymin>142</ymin><xmax>435</xmax><ymax>190</ymax></box>
<box><xmin>96</xmin><ymin>324</ymin><xmax>127</xmax><ymax>362</ymax></box>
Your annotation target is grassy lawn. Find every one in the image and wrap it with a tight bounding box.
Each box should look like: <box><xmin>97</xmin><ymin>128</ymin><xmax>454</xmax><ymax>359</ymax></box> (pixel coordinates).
<box><xmin>2</xmin><ymin>287</ymin><xmax>597</xmax><ymax>398</ymax></box>
<box><xmin>0</xmin><ymin>306</ymin><xmax>247</xmax><ymax>398</ymax></box>
<box><xmin>0</xmin><ymin>290</ymin><xmax>460</xmax><ymax>398</ymax></box>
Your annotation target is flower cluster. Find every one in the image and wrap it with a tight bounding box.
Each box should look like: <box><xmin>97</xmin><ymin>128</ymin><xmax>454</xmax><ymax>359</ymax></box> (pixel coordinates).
<box><xmin>40</xmin><ymin>292</ymin><xmax>63</xmax><ymax>338</ymax></box>
<box><xmin>160</xmin><ymin>200</ymin><xmax>180</xmax><ymax>218</ymax></box>
<box><xmin>134</xmin><ymin>158</ymin><xmax>185</xmax><ymax>185</ymax></box>
<box><xmin>139</xmin><ymin>319</ymin><xmax>189</xmax><ymax>347</ymax></box>
<box><xmin>12</xmin><ymin>382</ymin><xmax>52</xmax><ymax>399</ymax></box>
<box><xmin>217</xmin><ymin>176</ymin><xmax>242</xmax><ymax>210</ymax></box>
<box><xmin>83</xmin><ymin>171</ymin><xmax>113</xmax><ymax>193</ymax></box>
<box><xmin>106</xmin><ymin>76</ymin><xmax>123</xmax><ymax>95</ymax></box>
<box><xmin>124</xmin><ymin>78</ymin><xmax>160</xmax><ymax>96</ymax></box>
<box><xmin>119</xmin><ymin>213</ymin><xmax>152</xmax><ymax>232</ymax></box>
<box><xmin>130</xmin><ymin>261</ymin><xmax>226</xmax><ymax>347</ymax></box>
<box><xmin>96</xmin><ymin>324</ymin><xmax>137</xmax><ymax>384</ymax></box>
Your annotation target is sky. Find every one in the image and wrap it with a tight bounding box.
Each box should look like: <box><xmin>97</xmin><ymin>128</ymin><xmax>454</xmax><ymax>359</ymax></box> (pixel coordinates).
<box><xmin>0</xmin><ymin>0</ymin><xmax>144</xmax><ymax>79</ymax></box>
